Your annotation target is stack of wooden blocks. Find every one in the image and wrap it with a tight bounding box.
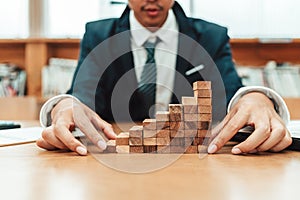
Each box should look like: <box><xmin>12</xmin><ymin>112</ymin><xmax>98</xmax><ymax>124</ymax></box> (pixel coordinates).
<box><xmin>104</xmin><ymin>81</ymin><xmax>212</xmax><ymax>154</ymax></box>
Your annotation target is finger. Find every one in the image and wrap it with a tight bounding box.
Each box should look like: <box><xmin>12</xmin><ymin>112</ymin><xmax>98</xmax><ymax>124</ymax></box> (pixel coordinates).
<box><xmin>256</xmin><ymin>118</ymin><xmax>286</xmax><ymax>152</ymax></box>
<box><xmin>41</xmin><ymin>126</ymin><xmax>69</xmax><ymax>150</ymax></box>
<box><xmin>90</xmin><ymin>114</ymin><xmax>117</xmax><ymax>139</ymax></box>
<box><xmin>36</xmin><ymin>138</ymin><xmax>57</xmax><ymax>150</ymax></box>
<box><xmin>232</xmin><ymin>119</ymin><xmax>271</xmax><ymax>154</ymax></box>
<box><xmin>270</xmin><ymin>131</ymin><xmax>293</xmax><ymax>152</ymax></box>
<box><xmin>208</xmin><ymin>109</ymin><xmax>249</xmax><ymax>154</ymax></box>
<box><xmin>73</xmin><ymin>107</ymin><xmax>107</xmax><ymax>151</ymax></box>
<box><xmin>53</xmin><ymin>124</ymin><xmax>88</xmax><ymax>156</ymax></box>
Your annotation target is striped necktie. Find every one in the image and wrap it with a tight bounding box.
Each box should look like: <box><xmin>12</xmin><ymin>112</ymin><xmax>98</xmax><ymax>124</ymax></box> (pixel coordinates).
<box><xmin>138</xmin><ymin>39</ymin><xmax>159</xmax><ymax>117</ymax></box>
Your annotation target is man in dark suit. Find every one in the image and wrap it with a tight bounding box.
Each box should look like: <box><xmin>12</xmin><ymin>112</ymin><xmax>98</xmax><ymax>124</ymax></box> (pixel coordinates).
<box><xmin>37</xmin><ymin>0</ymin><xmax>292</xmax><ymax>156</ymax></box>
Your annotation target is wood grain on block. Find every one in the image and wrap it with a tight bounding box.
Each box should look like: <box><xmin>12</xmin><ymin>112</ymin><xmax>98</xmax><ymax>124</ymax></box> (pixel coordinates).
<box><xmin>184</xmin><ymin>146</ymin><xmax>198</xmax><ymax>154</ymax></box>
<box><xmin>103</xmin><ymin>140</ymin><xmax>116</xmax><ymax>153</ymax></box>
<box><xmin>198</xmin><ymin>121</ymin><xmax>211</xmax><ymax>130</ymax></box>
<box><xmin>194</xmin><ymin>89</ymin><xmax>212</xmax><ymax>98</ymax></box>
<box><xmin>193</xmin><ymin>81</ymin><xmax>211</xmax><ymax>90</ymax></box>
<box><xmin>130</xmin><ymin>146</ymin><xmax>144</xmax><ymax>153</ymax></box>
<box><xmin>198</xmin><ymin>114</ymin><xmax>212</xmax><ymax>122</ymax></box>
<box><xmin>156</xmin><ymin>121</ymin><xmax>170</xmax><ymax>130</ymax></box>
<box><xmin>143</xmin><ymin>138</ymin><xmax>157</xmax><ymax>146</ymax></box>
<box><xmin>184</xmin><ymin>114</ymin><xmax>198</xmax><ymax>121</ymax></box>
<box><xmin>116</xmin><ymin>132</ymin><xmax>129</xmax><ymax>145</ymax></box>
<box><xmin>169</xmin><ymin>104</ymin><xmax>183</xmax><ymax>114</ymax></box>
<box><xmin>129</xmin><ymin>126</ymin><xmax>143</xmax><ymax>138</ymax></box>
<box><xmin>157</xmin><ymin>129</ymin><xmax>170</xmax><ymax>138</ymax></box>
<box><xmin>184</xmin><ymin>121</ymin><xmax>197</xmax><ymax>130</ymax></box>
<box><xmin>170</xmin><ymin>130</ymin><xmax>184</xmax><ymax>138</ymax></box>
<box><xmin>184</xmin><ymin>130</ymin><xmax>197</xmax><ymax>138</ymax></box>
<box><xmin>143</xmin><ymin>129</ymin><xmax>157</xmax><ymax>138</ymax></box>
<box><xmin>170</xmin><ymin>121</ymin><xmax>184</xmax><ymax>130</ymax></box>
<box><xmin>183</xmin><ymin>105</ymin><xmax>198</xmax><ymax>114</ymax></box>
<box><xmin>198</xmin><ymin>130</ymin><xmax>212</xmax><ymax>137</ymax></box>
<box><xmin>157</xmin><ymin>145</ymin><xmax>170</xmax><ymax>154</ymax></box>
<box><xmin>129</xmin><ymin>137</ymin><xmax>143</xmax><ymax>146</ymax></box>
<box><xmin>116</xmin><ymin>145</ymin><xmax>130</xmax><ymax>154</ymax></box>
<box><xmin>156</xmin><ymin>137</ymin><xmax>170</xmax><ymax>145</ymax></box>
<box><xmin>156</xmin><ymin>111</ymin><xmax>170</xmax><ymax>121</ymax></box>
<box><xmin>198</xmin><ymin>105</ymin><xmax>212</xmax><ymax>114</ymax></box>
<box><xmin>197</xmin><ymin>98</ymin><xmax>212</xmax><ymax>106</ymax></box>
<box><xmin>170</xmin><ymin>146</ymin><xmax>185</xmax><ymax>153</ymax></box>
<box><xmin>143</xmin><ymin>146</ymin><xmax>157</xmax><ymax>153</ymax></box>
<box><xmin>169</xmin><ymin>113</ymin><xmax>183</xmax><ymax>121</ymax></box>
<box><xmin>143</xmin><ymin>119</ymin><xmax>156</xmax><ymax>130</ymax></box>
<box><xmin>170</xmin><ymin>137</ymin><xmax>185</xmax><ymax>146</ymax></box>
<box><xmin>182</xmin><ymin>97</ymin><xmax>197</xmax><ymax>105</ymax></box>
<box><xmin>193</xmin><ymin>137</ymin><xmax>204</xmax><ymax>146</ymax></box>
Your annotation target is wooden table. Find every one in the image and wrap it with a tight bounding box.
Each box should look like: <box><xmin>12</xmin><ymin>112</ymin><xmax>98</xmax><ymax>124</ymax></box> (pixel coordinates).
<box><xmin>0</xmin><ymin>122</ymin><xmax>300</xmax><ymax>200</ymax></box>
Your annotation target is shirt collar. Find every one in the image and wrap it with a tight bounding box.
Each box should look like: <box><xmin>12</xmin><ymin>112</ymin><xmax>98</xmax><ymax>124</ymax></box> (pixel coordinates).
<box><xmin>130</xmin><ymin>9</ymin><xmax>179</xmax><ymax>47</ymax></box>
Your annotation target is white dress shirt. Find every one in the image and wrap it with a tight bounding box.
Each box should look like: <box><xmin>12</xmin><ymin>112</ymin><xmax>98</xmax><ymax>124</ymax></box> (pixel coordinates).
<box><xmin>130</xmin><ymin>10</ymin><xmax>179</xmax><ymax>112</ymax></box>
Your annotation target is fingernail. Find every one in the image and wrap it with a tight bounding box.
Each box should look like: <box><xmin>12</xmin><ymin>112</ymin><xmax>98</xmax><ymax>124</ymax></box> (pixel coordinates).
<box><xmin>76</xmin><ymin>146</ymin><xmax>87</xmax><ymax>155</ymax></box>
<box><xmin>97</xmin><ymin>140</ymin><xmax>107</xmax><ymax>150</ymax></box>
<box><xmin>208</xmin><ymin>144</ymin><xmax>217</xmax><ymax>154</ymax></box>
<box><xmin>249</xmin><ymin>149</ymin><xmax>258</xmax><ymax>154</ymax></box>
<box><xmin>232</xmin><ymin>147</ymin><xmax>242</xmax><ymax>154</ymax></box>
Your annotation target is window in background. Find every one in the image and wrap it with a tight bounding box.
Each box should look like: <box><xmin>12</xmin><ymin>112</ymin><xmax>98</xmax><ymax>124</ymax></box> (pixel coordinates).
<box><xmin>193</xmin><ymin>0</ymin><xmax>300</xmax><ymax>38</ymax></box>
<box><xmin>0</xmin><ymin>0</ymin><xmax>29</xmax><ymax>38</ymax></box>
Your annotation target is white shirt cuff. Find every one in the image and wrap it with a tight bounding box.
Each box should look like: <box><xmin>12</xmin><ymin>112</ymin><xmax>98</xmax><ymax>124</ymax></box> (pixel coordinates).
<box><xmin>228</xmin><ymin>86</ymin><xmax>290</xmax><ymax>125</ymax></box>
<box><xmin>39</xmin><ymin>94</ymin><xmax>80</xmax><ymax>128</ymax></box>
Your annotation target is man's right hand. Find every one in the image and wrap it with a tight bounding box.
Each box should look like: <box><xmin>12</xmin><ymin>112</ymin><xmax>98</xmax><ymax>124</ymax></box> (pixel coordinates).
<box><xmin>36</xmin><ymin>98</ymin><xmax>116</xmax><ymax>155</ymax></box>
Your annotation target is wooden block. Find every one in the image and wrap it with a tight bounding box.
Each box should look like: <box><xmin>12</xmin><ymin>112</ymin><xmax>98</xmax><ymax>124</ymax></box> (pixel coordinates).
<box><xmin>157</xmin><ymin>137</ymin><xmax>171</xmax><ymax>145</ymax></box>
<box><xmin>194</xmin><ymin>89</ymin><xmax>212</xmax><ymax>98</ymax></box>
<box><xmin>198</xmin><ymin>121</ymin><xmax>211</xmax><ymax>130</ymax></box>
<box><xmin>143</xmin><ymin>138</ymin><xmax>157</xmax><ymax>146</ymax></box>
<box><xmin>193</xmin><ymin>81</ymin><xmax>211</xmax><ymax>90</ymax></box>
<box><xmin>103</xmin><ymin>140</ymin><xmax>116</xmax><ymax>153</ymax></box>
<box><xmin>183</xmin><ymin>105</ymin><xmax>198</xmax><ymax>114</ymax></box>
<box><xmin>129</xmin><ymin>137</ymin><xmax>143</xmax><ymax>146</ymax></box>
<box><xmin>156</xmin><ymin>121</ymin><xmax>170</xmax><ymax>130</ymax></box>
<box><xmin>143</xmin><ymin>129</ymin><xmax>157</xmax><ymax>138</ymax></box>
<box><xmin>156</xmin><ymin>111</ymin><xmax>170</xmax><ymax>121</ymax></box>
<box><xmin>116</xmin><ymin>132</ymin><xmax>129</xmax><ymax>145</ymax></box>
<box><xmin>184</xmin><ymin>121</ymin><xmax>197</xmax><ymax>130</ymax></box>
<box><xmin>170</xmin><ymin>130</ymin><xmax>184</xmax><ymax>138</ymax></box>
<box><xmin>198</xmin><ymin>105</ymin><xmax>212</xmax><ymax>114</ymax></box>
<box><xmin>197</xmin><ymin>98</ymin><xmax>212</xmax><ymax>106</ymax></box>
<box><xmin>169</xmin><ymin>104</ymin><xmax>183</xmax><ymax>114</ymax></box>
<box><xmin>182</xmin><ymin>97</ymin><xmax>197</xmax><ymax>105</ymax></box>
<box><xmin>144</xmin><ymin>146</ymin><xmax>157</xmax><ymax>153</ymax></box>
<box><xmin>184</xmin><ymin>114</ymin><xmax>198</xmax><ymax>121</ymax></box>
<box><xmin>184</xmin><ymin>137</ymin><xmax>194</xmax><ymax>146</ymax></box>
<box><xmin>197</xmin><ymin>130</ymin><xmax>212</xmax><ymax>137</ymax></box>
<box><xmin>170</xmin><ymin>137</ymin><xmax>185</xmax><ymax>146</ymax></box>
<box><xmin>184</xmin><ymin>146</ymin><xmax>198</xmax><ymax>154</ymax></box>
<box><xmin>193</xmin><ymin>137</ymin><xmax>204</xmax><ymax>146</ymax></box>
<box><xmin>170</xmin><ymin>146</ymin><xmax>185</xmax><ymax>153</ymax></box>
<box><xmin>169</xmin><ymin>113</ymin><xmax>183</xmax><ymax>121</ymax></box>
<box><xmin>116</xmin><ymin>145</ymin><xmax>130</xmax><ymax>154</ymax></box>
<box><xmin>129</xmin><ymin>126</ymin><xmax>143</xmax><ymax>138</ymax></box>
<box><xmin>130</xmin><ymin>146</ymin><xmax>144</xmax><ymax>153</ymax></box>
<box><xmin>184</xmin><ymin>130</ymin><xmax>197</xmax><ymax>138</ymax></box>
<box><xmin>170</xmin><ymin>121</ymin><xmax>184</xmax><ymax>130</ymax></box>
<box><xmin>157</xmin><ymin>129</ymin><xmax>170</xmax><ymax>138</ymax></box>
<box><xmin>198</xmin><ymin>114</ymin><xmax>212</xmax><ymax>122</ymax></box>
<box><xmin>143</xmin><ymin>119</ymin><xmax>156</xmax><ymax>130</ymax></box>
<box><xmin>157</xmin><ymin>145</ymin><xmax>171</xmax><ymax>154</ymax></box>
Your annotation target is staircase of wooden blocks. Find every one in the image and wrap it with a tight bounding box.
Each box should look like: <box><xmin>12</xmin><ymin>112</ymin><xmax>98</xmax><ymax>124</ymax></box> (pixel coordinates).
<box><xmin>105</xmin><ymin>81</ymin><xmax>212</xmax><ymax>154</ymax></box>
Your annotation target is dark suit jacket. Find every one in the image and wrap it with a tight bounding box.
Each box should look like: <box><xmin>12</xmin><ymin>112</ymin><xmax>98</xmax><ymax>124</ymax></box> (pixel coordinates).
<box><xmin>68</xmin><ymin>2</ymin><xmax>243</xmax><ymax>122</ymax></box>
